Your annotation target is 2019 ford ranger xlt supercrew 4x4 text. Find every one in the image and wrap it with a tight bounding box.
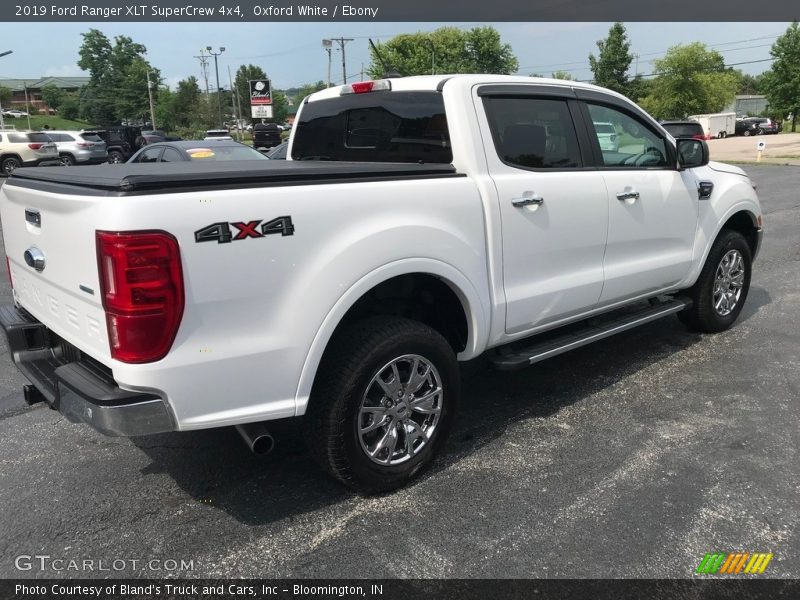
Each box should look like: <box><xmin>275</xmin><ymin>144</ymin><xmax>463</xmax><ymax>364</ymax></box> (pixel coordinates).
<box><xmin>0</xmin><ymin>75</ymin><xmax>763</xmax><ymax>492</ymax></box>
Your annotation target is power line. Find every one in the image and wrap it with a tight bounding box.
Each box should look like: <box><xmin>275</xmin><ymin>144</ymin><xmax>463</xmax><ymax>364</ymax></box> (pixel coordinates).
<box><xmin>518</xmin><ymin>34</ymin><xmax>781</xmax><ymax>73</ymax></box>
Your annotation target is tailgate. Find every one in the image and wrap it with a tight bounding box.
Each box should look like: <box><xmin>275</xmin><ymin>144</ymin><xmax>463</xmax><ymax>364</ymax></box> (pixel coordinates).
<box><xmin>0</xmin><ymin>181</ymin><xmax>110</xmax><ymax>361</ymax></box>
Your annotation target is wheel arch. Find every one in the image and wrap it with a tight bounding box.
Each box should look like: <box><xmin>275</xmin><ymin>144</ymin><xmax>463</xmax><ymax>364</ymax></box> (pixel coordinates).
<box><xmin>294</xmin><ymin>259</ymin><xmax>488</xmax><ymax>416</ymax></box>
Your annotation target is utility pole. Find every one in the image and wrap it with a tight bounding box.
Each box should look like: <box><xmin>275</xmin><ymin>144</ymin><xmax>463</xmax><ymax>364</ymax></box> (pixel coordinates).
<box><xmin>22</xmin><ymin>81</ymin><xmax>32</xmax><ymax>131</ymax></box>
<box><xmin>207</xmin><ymin>46</ymin><xmax>225</xmax><ymax>128</ymax></box>
<box><xmin>0</xmin><ymin>50</ymin><xmax>12</xmax><ymax>131</ymax></box>
<box><xmin>146</xmin><ymin>70</ymin><xmax>157</xmax><ymax>130</ymax></box>
<box><xmin>227</xmin><ymin>65</ymin><xmax>242</xmax><ymax>141</ymax></box>
<box><xmin>322</xmin><ymin>39</ymin><xmax>332</xmax><ymax>88</ymax></box>
<box><xmin>332</xmin><ymin>37</ymin><xmax>354</xmax><ymax>85</ymax></box>
<box><xmin>194</xmin><ymin>49</ymin><xmax>211</xmax><ymax>96</ymax></box>
<box><xmin>634</xmin><ymin>53</ymin><xmax>640</xmax><ymax>76</ymax></box>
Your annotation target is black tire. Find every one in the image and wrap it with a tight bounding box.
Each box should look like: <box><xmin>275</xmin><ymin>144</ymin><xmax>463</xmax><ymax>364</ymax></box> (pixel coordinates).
<box><xmin>719</xmin><ymin>131</ymin><xmax>727</xmax><ymax>139</ymax></box>
<box><xmin>678</xmin><ymin>230</ymin><xmax>752</xmax><ymax>333</ymax></box>
<box><xmin>108</xmin><ymin>150</ymin><xmax>124</xmax><ymax>164</ymax></box>
<box><xmin>1</xmin><ymin>156</ymin><xmax>21</xmax><ymax>175</ymax></box>
<box><xmin>757</xmin><ymin>128</ymin><xmax>765</xmax><ymax>136</ymax></box>
<box><xmin>304</xmin><ymin>316</ymin><xmax>459</xmax><ymax>493</ymax></box>
<box><xmin>743</xmin><ymin>130</ymin><xmax>751</xmax><ymax>137</ymax></box>
<box><xmin>59</xmin><ymin>154</ymin><xmax>75</xmax><ymax>166</ymax></box>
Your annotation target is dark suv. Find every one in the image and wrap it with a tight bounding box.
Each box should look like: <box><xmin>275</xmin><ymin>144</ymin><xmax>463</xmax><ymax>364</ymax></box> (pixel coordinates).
<box><xmin>90</xmin><ymin>126</ymin><xmax>143</xmax><ymax>163</ymax></box>
<box><xmin>736</xmin><ymin>117</ymin><xmax>779</xmax><ymax>137</ymax></box>
<box><xmin>252</xmin><ymin>122</ymin><xmax>282</xmax><ymax>150</ymax></box>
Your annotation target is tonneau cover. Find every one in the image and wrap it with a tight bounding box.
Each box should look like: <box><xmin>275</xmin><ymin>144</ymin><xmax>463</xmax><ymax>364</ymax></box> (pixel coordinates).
<box><xmin>7</xmin><ymin>161</ymin><xmax>459</xmax><ymax>194</ymax></box>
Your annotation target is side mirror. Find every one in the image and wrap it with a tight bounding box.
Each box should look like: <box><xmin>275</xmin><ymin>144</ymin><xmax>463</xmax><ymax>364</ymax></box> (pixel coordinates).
<box><xmin>677</xmin><ymin>138</ymin><xmax>710</xmax><ymax>169</ymax></box>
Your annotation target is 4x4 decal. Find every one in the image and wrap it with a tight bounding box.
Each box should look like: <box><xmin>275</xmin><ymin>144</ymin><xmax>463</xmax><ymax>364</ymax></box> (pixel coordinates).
<box><xmin>195</xmin><ymin>217</ymin><xmax>295</xmax><ymax>243</ymax></box>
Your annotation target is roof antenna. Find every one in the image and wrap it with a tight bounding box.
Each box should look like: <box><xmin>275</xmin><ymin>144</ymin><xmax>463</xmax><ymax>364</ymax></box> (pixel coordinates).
<box><xmin>369</xmin><ymin>39</ymin><xmax>403</xmax><ymax>79</ymax></box>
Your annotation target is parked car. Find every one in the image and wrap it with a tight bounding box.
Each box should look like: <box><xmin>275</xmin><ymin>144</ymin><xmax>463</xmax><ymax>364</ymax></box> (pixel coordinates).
<box><xmin>127</xmin><ymin>140</ymin><xmax>269</xmax><ymax>163</ymax></box>
<box><xmin>204</xmin><ymin>129</ymin><xmax>234</xmax><ymax>141</ymax></box>
<box><xmin>745</xmin><ymin>117</ymin><xmax>779</xmax><ymax>135</ymax></box>
<box><xmin>660</xmin><ymin>120</ymin><xmax>710</xmax><ymax>140</ymax></box>
<box><xmin>0</xmin><ymin>130</ymin><xmax>58</xmax><ymax>174</ymax></box>
<box><xmin>2</xmin><ymin>109</ymin><xmax>30</xmax><ymax>119</ymax></box>
<box><xmin>90</xmin><ymin>126</ymin><xmax>142</xmax><ymax>163</ymax></box>
<box><xmin>0</xmin><ymin>75</ymin><xmax>763</xmax><ymax>493</ymax></box>
<box><xmin>592</xmin><ymin>121</ymin><xmax>619</xmax><ymax>151</ymax></box>
<box><xmin>44</xmin><ymin>130</ymin><xmax>108</xmax><ymax>166</ymax></box>
<box><xmin>252</xmin><ymin>122</ymin><xmax>282</xmax><ymax>149</ymax></box>
<box><xmin>263</xmin><ymin>141</ymin><xmax>288</xmax><ymax>159</ymax></box>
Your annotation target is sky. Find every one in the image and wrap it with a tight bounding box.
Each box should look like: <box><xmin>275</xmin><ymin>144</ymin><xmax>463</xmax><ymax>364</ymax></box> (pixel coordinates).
<box><xmin>0</xmin><ymin>22</ymin><xmax>791</xmax><ymax>91</ymax></box>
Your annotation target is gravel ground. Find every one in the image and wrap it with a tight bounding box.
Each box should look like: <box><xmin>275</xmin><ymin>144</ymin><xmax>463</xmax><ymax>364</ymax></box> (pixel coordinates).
<box><xmin>0</xmin><ymin>166</ymin><xmax>797</xmax><ymax>579</ymax></box>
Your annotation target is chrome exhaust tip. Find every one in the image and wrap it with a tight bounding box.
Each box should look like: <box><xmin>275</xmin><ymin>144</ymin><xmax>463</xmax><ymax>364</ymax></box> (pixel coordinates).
<box><xmin>235</xmin><ymin>422</ymin><xmax>275</xmax><ymax>456</ymax></box>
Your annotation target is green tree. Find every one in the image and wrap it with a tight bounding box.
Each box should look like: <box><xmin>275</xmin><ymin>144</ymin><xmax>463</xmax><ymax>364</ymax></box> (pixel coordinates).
<box><xmin>761</xmin><ymin>22</ymin><xmax>800</xmax><ymax>132</ymax></box>
<box><xmin>41</xmin><ymin>84</ymin><xmax>65</xmax><ymax>112</ymax></box>
<box><xmin>290</xmin><ymin>81</ymin><xmax>327</xmax><ymax>103</ymax></box>
<box><xmin>588</xmin><ymin>22</ymin><xmax>634</xmax><ymax>95</ymax></box>
<box><xmin>60</xmin><ymin>95</ymin><xmax>80</xmax><ymax>120</ymax></box>
<box><xmin>551</xmin><ymin>71</ymin><xmax>576</xmax><ymax>80</ymax></box>
<box><xmin>639</xmin><ymin>43</ymin><xmax>738</xmax><ymax>119</ymax></box>
<box><xmin>0</xmin><ymin>85</ymin><xmax>11</xmax><ymax>105</ymax></box>
<box><xmin>172</xmin><ymin>76</ymin><xmax>202</xmax><ymax>128</ymax></box>
<box><xmin>368</xmin><ymin>26</ymin><xmax>518</xmax><ymax>78</ymax></box>
<box><xmin>736</xmin><ymin>71</ymin><xmax>763</xmax><ymax>95</ymax></box>
<box><xmin>77</xmin><ymin>29</ymin><xmax>159</xmax><ymax>124</ymax></box>
<box><xmin>233</xmin><ymin>64</ymin><xmax>267</xmax><ymax>122</ymax></box>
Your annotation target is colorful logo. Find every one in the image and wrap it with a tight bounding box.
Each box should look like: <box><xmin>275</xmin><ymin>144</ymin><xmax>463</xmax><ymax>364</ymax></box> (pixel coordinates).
<box><xmin>696</xmin><ymin>552</ymin><xmax>773</xmax><ymax>574</ymax></box>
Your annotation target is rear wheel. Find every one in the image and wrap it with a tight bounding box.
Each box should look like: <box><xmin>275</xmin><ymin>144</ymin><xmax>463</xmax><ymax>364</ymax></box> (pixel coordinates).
<box><xmin>108</xmin><ymin>150</ymin><xmax>124</xmax><ymax>164</ymax></box>
<box><xmin>743</xmin><ymin>130</ymin><xmax>752</xmax><ymax>137</ymax></box>
<box><xmin>718</xmin><ymin>131</ymin><xmax>727</xmax><ymax>139</ymax></box>
<box><xmin>1</xmin><ymin>156</ymin><xmax>21</xmax><ymax>175</ymax></box>
<box><xmin>678</xmin><ymin>230</ymin><xmax>751</xmax><ymax>333</ymax></box>
<box><xmin>59</xmin><ymin>154</ymin><xmax>75</xmax><ymax>166</ymax></box>
<box><xmin>304</xmin><ymin>316</ymin><xmax>459</xmax><ymax>493</ymax></box>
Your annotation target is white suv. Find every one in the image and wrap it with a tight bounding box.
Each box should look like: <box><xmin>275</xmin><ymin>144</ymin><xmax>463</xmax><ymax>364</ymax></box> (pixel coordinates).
<box><xmin>0</xmin><ymin>131</ymin><xmax>59</xmax><ymax>175</ymax></box>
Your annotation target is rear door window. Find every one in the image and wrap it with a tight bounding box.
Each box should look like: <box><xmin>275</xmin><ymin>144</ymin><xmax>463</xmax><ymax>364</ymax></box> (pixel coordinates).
<box><xmin>482</xmin><ymin>96</ymin><xmax>583</xmax><ymax>169</ymax></box>
<box><xmin>136</xmin><ymin>147</ymin><xmax>162</xmax><ymax>163</ymax></box>
<box><xmin>292</xmin><ymin>91</ymin><xmax>452</xmax><ymax>163</ymax></box>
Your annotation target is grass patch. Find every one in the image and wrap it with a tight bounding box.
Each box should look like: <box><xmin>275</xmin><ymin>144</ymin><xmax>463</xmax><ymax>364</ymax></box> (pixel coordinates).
<box><xmin>1</xmin><ymin>115</ymin><xmax>93</xmax><ymax>131</ymax></box>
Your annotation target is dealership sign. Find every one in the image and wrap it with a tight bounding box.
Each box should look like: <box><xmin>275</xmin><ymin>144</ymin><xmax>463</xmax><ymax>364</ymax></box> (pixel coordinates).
<box><xmin>249</xmin><ymin>80</ymin><xmax>272</xmax><ymax>105</ymax></box>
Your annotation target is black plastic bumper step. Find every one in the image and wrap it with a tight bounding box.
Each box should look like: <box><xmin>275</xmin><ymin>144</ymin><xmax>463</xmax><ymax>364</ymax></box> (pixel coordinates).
<box><xmin>490</xmin><ymin>297</ymin><xmax>692</xmax><ymax>371</ymax></box>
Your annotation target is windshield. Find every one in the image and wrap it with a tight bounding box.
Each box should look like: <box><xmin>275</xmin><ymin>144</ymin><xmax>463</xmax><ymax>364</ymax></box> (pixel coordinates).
<box><xmin>292</xmin><ymin>91</ymin><xmax>452</xmax><ymax>163</ymax></box>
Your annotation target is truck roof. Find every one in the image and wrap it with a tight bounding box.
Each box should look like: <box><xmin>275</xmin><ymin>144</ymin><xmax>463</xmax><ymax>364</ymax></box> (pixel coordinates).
<box><xmin>306</xmin><ymin>74</ymin><xmax>627</xmax><ymax>103</ymax></box>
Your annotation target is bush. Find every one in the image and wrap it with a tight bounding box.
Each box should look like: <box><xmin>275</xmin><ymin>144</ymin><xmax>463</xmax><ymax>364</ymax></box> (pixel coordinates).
<box><xmin>60</xmin><ymin>96</ymin><xmax>80</xmax><ymax>121</ymax></box>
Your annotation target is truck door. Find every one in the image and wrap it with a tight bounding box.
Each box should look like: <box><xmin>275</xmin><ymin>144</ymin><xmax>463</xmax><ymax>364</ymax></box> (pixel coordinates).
<box><xmin>579</xmin><ymin>99</ymin><xmax>698</xmax><ymax>305</ymax></box>
<box><xmin>477</xmin><ymin>87</ymin><xmax>609</xmax><ymax>335</ymax></box>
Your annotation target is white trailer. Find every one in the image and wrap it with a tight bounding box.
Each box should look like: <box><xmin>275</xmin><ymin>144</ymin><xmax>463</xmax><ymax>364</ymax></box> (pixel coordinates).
<box><xmin>689</xmin><ymin>112</ymin><xmax>737</xmax><ymax>139</ymax></box>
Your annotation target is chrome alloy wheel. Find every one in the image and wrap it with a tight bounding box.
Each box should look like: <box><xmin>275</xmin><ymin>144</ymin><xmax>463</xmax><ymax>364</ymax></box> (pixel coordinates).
<box><xmin>358</xmin><ymin>354</ymin><xmax>443</xmax><ymax>466</ymax></box>
<box><xmin>713</xmin><ymin>249</ymin><xmax>745</xmax><ymax>317</ymax></box>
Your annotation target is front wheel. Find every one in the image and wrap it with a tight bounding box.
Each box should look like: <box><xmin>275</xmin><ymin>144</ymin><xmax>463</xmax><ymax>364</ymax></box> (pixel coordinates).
<box><xmin>59</xmin><ymin>154</ymin><xmax>75</xmax><ymax>166</ymax></box>
<box><xmin>304</xmin><ymin>317</ymin><xmax>459</xmax><ymax>493</ymax></box>
<box><xmin>678</xmin><ymin>230</ymin><xmax>752</xmax><ymax>333</ymax></box>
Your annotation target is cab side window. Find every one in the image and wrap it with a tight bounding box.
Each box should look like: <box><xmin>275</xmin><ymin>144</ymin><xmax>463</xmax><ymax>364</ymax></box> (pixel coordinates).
<box><xmin>586</xmin><ymin>103</ymin><xmax>669</xmax><ymax>168</ymax></box>
<box><xmin>483</xmin><ymin>97</ymin><xmax>582</xmax><ymax>170</ymax></box>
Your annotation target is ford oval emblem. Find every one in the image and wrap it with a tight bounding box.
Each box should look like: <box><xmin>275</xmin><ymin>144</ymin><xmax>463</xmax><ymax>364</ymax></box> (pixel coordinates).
<box><xmin>23</xmin><ymin>247</ymin><xmax>45</xmax><ymax>272</ymax></box>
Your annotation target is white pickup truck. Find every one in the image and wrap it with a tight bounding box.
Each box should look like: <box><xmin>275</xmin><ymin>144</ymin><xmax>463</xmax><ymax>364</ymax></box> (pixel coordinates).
<box><xmin>0</xmin><ymin>75</ymin><xmax>763</xmax><ymax>492</ymax></box>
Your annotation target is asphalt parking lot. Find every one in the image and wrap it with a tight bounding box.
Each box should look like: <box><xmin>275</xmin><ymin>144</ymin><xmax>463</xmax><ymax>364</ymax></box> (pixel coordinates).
<box><xmin>0</xmin><ymin>166</ymin><xmax>798</xmax><ymax>579</ymax></box>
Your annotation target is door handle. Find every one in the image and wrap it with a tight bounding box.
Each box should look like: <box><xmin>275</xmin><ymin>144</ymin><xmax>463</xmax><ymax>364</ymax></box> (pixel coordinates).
<box><xmin>616</xmin><ymin>190</ymin><xmax>640</xmax><ymax>201</ymax></box>
<box><xmin>512</xmin><ymin>194</ymin><xmax>544</xmax><ymax>208</ymax></box>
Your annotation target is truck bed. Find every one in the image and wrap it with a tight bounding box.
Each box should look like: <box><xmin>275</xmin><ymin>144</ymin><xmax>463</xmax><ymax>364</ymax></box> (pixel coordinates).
<box><xmin>7</xmin><ymin>161</ymin><xmax>461</xmax><ymax>195</ymax></box>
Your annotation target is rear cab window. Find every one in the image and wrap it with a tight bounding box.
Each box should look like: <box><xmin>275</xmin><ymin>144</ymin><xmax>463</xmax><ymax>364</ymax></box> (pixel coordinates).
<box><xmin>292</xmin><ymin>91</ymin><xmax>452</xmax><ymax>163</ymax></box>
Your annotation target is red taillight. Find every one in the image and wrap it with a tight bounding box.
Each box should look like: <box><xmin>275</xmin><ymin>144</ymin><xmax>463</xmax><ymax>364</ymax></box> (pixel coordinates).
<box><xmin>341</xmin><ymin>79</ymin><xmax>392</xmax><ymax>95</ymax></box>
<box><xmin>96</xmin><ymin>231</ymin><xmax>184</xmax><ymax>363</ymax></box>
<box><xmin>28</xmin><ymin>143</ymin><xmax>44</xmax><ymax>150</ymax></box>
<box><xmin>77</xmin><ymin>142</ymin><xmax>93</xmax><ymax>147</ymax></box>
